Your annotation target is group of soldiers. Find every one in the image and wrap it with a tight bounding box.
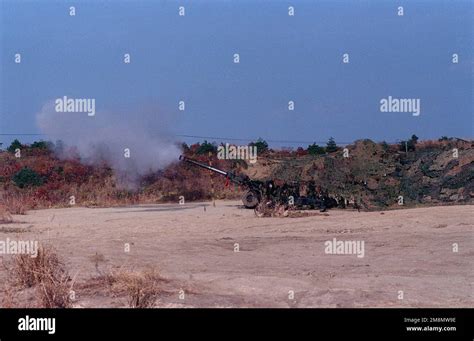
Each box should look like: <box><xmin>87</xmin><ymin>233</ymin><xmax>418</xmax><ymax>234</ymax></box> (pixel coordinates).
<box><xmin>258</xmin><ymin>179</ymin><xmax>346</xmax><ymax>212</ymax></box>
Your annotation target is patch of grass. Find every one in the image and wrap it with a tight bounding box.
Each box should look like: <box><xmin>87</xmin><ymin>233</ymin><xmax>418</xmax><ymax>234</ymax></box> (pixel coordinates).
<box><xmin>0</xmin><ymin>205</ymin><xmax>13</xmax><ymax>223</ymax></box>
<box><xmin>2</xmin><ymin>192</ymin><xmax>34</xmax><ymax>215</ymax></box>
<box><xmin>107</xmin><ymin>268</ymin><xmax>165</xmax><ymax>308</ymax></box>
<box><xmin>10</xmin><ymin>245</ymin><xmax>73</xmax><ymax>308</ymax></box>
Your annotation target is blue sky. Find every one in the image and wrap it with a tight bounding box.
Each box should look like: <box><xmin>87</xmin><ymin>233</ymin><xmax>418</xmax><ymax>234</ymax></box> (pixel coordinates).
<box><xmin>1</xmin><ymin>0</ymin><xmax>472</xmax><ymax>148</ymax></box>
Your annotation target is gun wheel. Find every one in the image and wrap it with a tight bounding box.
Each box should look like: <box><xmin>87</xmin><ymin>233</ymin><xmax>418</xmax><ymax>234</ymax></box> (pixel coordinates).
<box><xmin>242</xmin><ymin>190</ymin><xmax>259</xmax><ymax>209</ymax></box>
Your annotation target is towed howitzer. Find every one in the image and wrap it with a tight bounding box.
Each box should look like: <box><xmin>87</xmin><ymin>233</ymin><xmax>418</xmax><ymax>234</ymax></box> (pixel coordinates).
<box><xmin>179</xmin><ymin>155</ymin><xmax>342</xmax><ymax>211</ymax></box>
<box><xmin>179</xmin><ymin>155</ymin><xmax>264</xmax><ymax>208</ymax></box>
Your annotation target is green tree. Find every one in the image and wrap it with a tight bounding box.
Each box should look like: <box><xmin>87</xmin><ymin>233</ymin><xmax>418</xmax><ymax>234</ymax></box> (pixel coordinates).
<box><xmin>307</xmin><ymin>143</ymin><xmax>326</xmax><ymax>155</ymax></box>
<box><xmin>13</xmin><ymin>167</ymin><xmax>43</xmax><ymax>188</ymax></box>
<box><xmin>30</xmin><ymin>140</ymin><xmax>50</xmax><ymax>150</ymax></box>
<box><xmin>7</xmin><ymin>139</ymin><xmax>22</xmax><ymax>153</ymax></box>
<box><xmin>325</xmin><ymin>137</ymin><xmax>338</xmax><ymax>153</ymax></box>
<box><xmin>196</xmin><ymin>140</ymin><xmax>217</xmax><ymax>155</ymax></box>
<box><xmin>249</xmin><ymin>138</ymin><xmax>269</xmax><ymax>154</ymax></box>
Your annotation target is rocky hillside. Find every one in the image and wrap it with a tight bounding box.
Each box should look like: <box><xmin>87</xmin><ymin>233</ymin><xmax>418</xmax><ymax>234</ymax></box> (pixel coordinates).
<box><xmin>243</xmin><ymin>139</ymin><xmax>474</xmax><ymax>209</ymax></box>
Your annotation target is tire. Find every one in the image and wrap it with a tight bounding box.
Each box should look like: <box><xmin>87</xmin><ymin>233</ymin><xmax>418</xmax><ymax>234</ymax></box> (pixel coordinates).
<box><xmin>242</xmin><ymin>190</ymin><xmax>260</xmax><ymax>209</ymax></box>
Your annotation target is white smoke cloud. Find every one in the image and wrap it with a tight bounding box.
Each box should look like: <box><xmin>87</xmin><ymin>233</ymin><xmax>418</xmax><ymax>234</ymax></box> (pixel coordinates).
<box><xmin>36</xmin><ymin>100</ymin><xmax>181</xmax><ymax>189</ymax></box>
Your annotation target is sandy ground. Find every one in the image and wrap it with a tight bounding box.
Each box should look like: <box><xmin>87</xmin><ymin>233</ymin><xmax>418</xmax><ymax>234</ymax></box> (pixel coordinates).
<box><xmin>0</xmin><ymin>201</ymin><xmax>472</xmax><ymax>308</ymax></box>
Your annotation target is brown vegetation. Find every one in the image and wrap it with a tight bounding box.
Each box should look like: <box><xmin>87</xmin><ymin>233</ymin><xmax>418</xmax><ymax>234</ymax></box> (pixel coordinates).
<box><xmin>6</xmin><ymin>245</ymin><xmax>73</xmax><ymax>308</ymax></box>
<box><xmin>0</xmin><ymin>204</ymin><xmax>13</xmax><ymax>223</ymax></box>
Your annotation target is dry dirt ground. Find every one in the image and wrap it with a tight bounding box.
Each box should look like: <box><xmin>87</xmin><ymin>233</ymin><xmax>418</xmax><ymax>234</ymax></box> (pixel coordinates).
<box><xmin>0</xmin><ymin>201</ymin><xmax>472</xmax><ymax>308</ymax></box>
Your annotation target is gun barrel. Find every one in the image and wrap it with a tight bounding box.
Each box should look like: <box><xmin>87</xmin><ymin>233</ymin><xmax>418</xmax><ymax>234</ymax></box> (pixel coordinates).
<box><xmin>179</xmin><ymin>155</ymin><xmax>228</xmax><ymax>177</ymax></box>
